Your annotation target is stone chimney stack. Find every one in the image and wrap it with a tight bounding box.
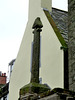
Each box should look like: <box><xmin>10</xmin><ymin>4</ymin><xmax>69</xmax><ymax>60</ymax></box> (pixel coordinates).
<box><xmin>41</xmin><ymin>0</ymin><xmax>52</xmax><ymax>11</ymax></box>
<box><xmin>68</xmin><ymin>0</ymin><xmax>75</xmax><ymax>91</ymax></box>
<box><xmin>28</xmin><ymin>0</ymin><xmax>52</xmax><ymax>20</ymax></box>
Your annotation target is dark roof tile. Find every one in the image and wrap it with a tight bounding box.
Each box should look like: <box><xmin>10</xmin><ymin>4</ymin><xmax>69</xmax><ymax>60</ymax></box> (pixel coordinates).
<box><xmin>50</xmin><ymin>8</ymin><xmax>68</xmax><ymax>44</ymax></box>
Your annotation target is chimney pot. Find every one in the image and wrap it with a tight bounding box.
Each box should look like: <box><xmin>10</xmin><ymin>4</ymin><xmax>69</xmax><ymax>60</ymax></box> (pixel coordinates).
<box><xmin>2</xmin><ymin>73</ymin><xmax>4</xmax><ymax>76</ymax></box>
<box><xmin>4</xmin><ymin>73</ymin><xmax>6</xmax><ymax>76</ymax></box>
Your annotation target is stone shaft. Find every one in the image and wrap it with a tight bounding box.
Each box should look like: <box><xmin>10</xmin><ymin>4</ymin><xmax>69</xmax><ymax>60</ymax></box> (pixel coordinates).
<box><xmin>68</xmin><ymin>0</ymin><xmax>75</xmax><ymax>90</ymax></box>
<box><xmin>30</xmin><ymin>17</ymin><xmax>43</xmax><ymax>83</ymax></box>
<box><xmin>31</xmin><ymin>28</ymin><xmax>41</xmax><ymax>83</ymax></box>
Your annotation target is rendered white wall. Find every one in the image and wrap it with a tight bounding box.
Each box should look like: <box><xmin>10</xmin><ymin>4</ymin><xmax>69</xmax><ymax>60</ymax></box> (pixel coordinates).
<box><xmin>9</xmin><ymin>0</ymin><xmax>64</xmax><ymax>99</ymax></box>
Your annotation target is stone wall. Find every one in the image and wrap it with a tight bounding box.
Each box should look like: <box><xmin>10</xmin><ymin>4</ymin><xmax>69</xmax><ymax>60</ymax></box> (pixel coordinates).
<box><xmin>19</xmin><ymin>93</ymin><xmax>75</xmax><ymax>100</ymax></box>
<box><xmin>19</xmin><ymin>88</ymin><xmax>75</xmax><ymax>100</ymax></box>
<box><xmin>68</xmin><ymin>0</ymin><xmax>75</xmax><ymax>91</ymax></box>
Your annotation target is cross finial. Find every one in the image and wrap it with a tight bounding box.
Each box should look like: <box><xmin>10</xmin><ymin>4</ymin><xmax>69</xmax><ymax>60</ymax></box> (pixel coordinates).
<box><xmin>32</xmin><ymin>17</ymin><xmax>43</xmax><ymax>29</ymax></box>
<box><xmin>31</xmin><ymin>17</ymin><xmax>43</xmax><ymax>83</ymax></box>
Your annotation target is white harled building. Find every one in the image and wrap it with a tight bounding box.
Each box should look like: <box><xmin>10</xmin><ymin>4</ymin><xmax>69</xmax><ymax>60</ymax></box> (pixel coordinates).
<box><xmin>9</xmin><ymin>0</ymin><xmax>68</xmax><ymax>99</ymax></box>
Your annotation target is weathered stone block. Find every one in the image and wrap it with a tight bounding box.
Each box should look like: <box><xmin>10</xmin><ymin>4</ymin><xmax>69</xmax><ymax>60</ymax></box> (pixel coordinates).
<box><xmin>38</xmin><ymin>94</ymin><xmax>60</xmax><ymax>100</ymax></box>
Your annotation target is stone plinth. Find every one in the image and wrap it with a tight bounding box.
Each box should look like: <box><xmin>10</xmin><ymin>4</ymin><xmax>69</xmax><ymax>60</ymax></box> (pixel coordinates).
<box><xmin>19</xmin><ymin>83</ymin><xmax>50</xmax><ymax>100</ymax></box>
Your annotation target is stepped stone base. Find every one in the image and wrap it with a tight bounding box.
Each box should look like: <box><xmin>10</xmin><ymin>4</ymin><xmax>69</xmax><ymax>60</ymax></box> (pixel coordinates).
<box><xmin>19</xmin><ymin>83</ymin><xmax>50</xmax><ymax>100</ymax></box>
<box><xmin>19</xmin><ymin>87</ymin><xmax>75</xmax><ymax>100</ymax></box>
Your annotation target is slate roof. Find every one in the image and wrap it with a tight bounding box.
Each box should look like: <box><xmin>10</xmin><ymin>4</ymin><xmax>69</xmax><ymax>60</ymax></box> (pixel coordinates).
<box><xmin>9</xmin><ymin>59</ymin><xmax>16</xmax><ymax>66</ymax></box>
<box><xmin>50</xmin><ymin>8</ymin><xmax>68</xmax><ymax>44</ymax></box>
<box><xmin>43</xmin><ymin>8</ymin><xmax>68</xmax><ymax>46</ymax></box>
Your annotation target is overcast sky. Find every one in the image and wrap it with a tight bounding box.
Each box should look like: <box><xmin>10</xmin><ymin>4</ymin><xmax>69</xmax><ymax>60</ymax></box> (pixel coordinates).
<box><xmin>0</xmin><ymin>0</ymin><xmax>68</xmax><ymax>74</ymax></box>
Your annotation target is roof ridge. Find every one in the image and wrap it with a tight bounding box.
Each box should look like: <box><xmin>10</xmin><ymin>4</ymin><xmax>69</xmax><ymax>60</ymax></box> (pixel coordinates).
<box><xmin>52</xmin><ymin>7</ymin><xmax>68</xmax><ymax>13</ymax></box>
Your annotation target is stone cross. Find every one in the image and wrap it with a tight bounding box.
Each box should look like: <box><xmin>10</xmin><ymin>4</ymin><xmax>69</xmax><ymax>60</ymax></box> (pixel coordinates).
<box><xmin>31</xmin><ymin>17</ymin><xmax>43</xmax><ymax>83</ymax></box>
